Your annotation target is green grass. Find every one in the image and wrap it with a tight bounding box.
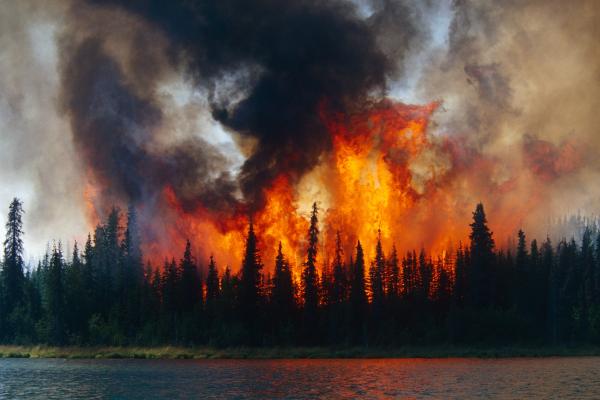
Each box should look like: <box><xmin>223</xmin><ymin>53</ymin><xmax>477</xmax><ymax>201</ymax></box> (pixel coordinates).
<box><xmin>1</xmin><ymin>345</ymin><xmax>600</xmax><ymax>359</ymax></box>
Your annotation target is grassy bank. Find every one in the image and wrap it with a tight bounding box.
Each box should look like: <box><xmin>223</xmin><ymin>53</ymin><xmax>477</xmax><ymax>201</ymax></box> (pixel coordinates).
<box><xmin>1</xmin><ymin>345</ymin><xmax>600</xmax><ymax>359</ymax></box>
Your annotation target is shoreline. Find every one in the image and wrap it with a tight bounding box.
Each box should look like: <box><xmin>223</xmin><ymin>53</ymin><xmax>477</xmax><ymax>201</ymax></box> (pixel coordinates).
<box><xmin>1</xmin><ymin>345</ymin><xmax>600</xmax><ymax>360</ymax></box>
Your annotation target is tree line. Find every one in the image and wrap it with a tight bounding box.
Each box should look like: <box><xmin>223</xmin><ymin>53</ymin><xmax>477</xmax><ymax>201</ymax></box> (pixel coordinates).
<box><xmin>1</xmin><ymin>198</ymin><xmax>600</xmax><ymax>347</ymax></box>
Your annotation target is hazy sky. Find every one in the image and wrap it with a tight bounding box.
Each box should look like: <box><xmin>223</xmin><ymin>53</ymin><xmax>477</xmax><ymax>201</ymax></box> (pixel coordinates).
<box><xmin>0</xmin><ymin>0</ymin><xmax>598</xmax><ymax>264</ymax></box>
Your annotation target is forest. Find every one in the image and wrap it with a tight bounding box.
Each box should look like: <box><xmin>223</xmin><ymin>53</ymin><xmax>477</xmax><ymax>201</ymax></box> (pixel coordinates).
<box><xmin>1</xmin><ymin>197</ymin><xmax>599</xmax><ymax>347</ymax></box>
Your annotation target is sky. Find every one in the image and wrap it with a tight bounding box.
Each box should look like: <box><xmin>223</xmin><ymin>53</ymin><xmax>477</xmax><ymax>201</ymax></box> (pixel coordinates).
<box><xmin>0</xmin><ymin>0</ymin><xmax>598</xmax><ymax>265</ymax></box>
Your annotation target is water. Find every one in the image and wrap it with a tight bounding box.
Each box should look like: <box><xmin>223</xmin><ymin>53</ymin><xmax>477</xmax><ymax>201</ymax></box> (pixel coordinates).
<box><xmin>1</xmin><ymin>357</ymin><xmax>599</xmax><ymax>399</ymax></box>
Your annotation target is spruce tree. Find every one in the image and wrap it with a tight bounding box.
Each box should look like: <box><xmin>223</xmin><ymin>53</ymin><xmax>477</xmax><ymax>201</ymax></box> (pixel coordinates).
<box><xmin>529</xmin><ymin>238</ymin><xmax>545</xmax><ymax>332</ymax></box>
<box><xmin>435</xmin><ymin>256</ymin><xmax>451</xmax><ymax>306</ymax></box>
<box><xmin>454</xmin><ymin>242</ymin><xmax>466</xmax><ymax>306</ymax></box>
<box><xmin>386</xmin><ymin>245</ymin><xmax>400</xmax><ymax>300</ymax></box>
<box><xmin>331</xmin><ymin>231</ymin><xmax>346</xmax><ymax>304</ymax></box>
<box><xmin>2</xmin><ymin>198</ymin><xmax>25</xmax><ymax>318</ymax></box>
<box><xmin>162</xmin><ymin>258</ymin><xmax>179</xmax><ymax>319</ymax></box>
<box><xmin>469</xmin><ymin>203</ymin><xmax>495</xmax><ymax>307</ymax></box>
<box><xmin>557</xmin><ymin>239</ymin><xmax>579</xmax><ymax>341</ymax></box>
<box><xmin>65</xmin><ymin>242</ymin><xmax>86</xmax><ymax>341</ymax></box>
<box><xmin>349</xmin><ymin>241</ymin><xmax>367</xmax><ymax>344</ymax></box>
<box><xmin>370</xmin><ymin>230</ymin><xmax>385</xmax><ymax>309</ymax></box>
<box><xmin>272</xmin><ymin>243</ymin><xmax>295</xmax><ymax>340</ymax></box>
<box><xmin>302</xmin><ymin>203</ymin><xmax>319</xmax><ymax>324</ymax></box>
<box><xmin>180</xmin><ymin>240</ymin><xmax>201</xmax><ymax>313</ymax></box>
<box><xmin>542</xmin><ymin>237</ymin><xmax>556</xmax><ymax>343</ymax></box>
<box><xmin>581</xmin><ymin>229</ymin><xmax>595</xmax><ymax>312</ymax></box>
<box><xmin>206</xmin><ymin>255</ymin><xmax>220</xmax><ymax>307</ymax></box>
<box><xmin>272</xmin><ymin>243</ymin><xmax>294</xmax><ymax>316</ymax></box>
<box><xmin>515</xmin><ymin>229</ymin><xmax>529</xmax><ymax>316</ymax></box>
<box><xmin>220</xmin><ymin>266</ymin><xmax>236</xmax><ymax>322</ymax></box>
<box><xmin>46</xmin><ymin>243</ymin><xmax>66</xmax><ymax>345</ymax></box>
<box><xmin>123</xmin><ymin>205</ymin><xmax>142</xmax><ymax>278</ymax></box>
<box><xmin>239</xmin><ymin>220</ymin><xmax>263</xmax><ymax>342</ymax></box>
<box><xmin>118</xmin><ymin>205</ymin><xmax>144</xmax><ymax>338</ymax></box>
<box><xmin>418</xmin><ymin>248</ymin><xmax>431</xmax><ymax>301</ymax></box>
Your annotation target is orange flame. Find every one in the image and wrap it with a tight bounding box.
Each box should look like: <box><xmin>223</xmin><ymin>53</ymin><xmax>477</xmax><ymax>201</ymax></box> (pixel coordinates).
<box><xmin>85</xmin><ymin>99</ymin><xmax>563</xmax><ymax>275</ymax></box>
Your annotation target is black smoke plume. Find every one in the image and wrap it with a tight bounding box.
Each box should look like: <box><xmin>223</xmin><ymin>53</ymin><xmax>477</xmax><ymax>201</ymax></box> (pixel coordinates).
<box><xmin>61</xmin><ymin>37</ymin><xmax>239</xmax><ymax>213</ymax></box>
<box><xmin>61</xmin><ymin>0</ymin><xmax>419</xmax><ymax>213</ymax></box>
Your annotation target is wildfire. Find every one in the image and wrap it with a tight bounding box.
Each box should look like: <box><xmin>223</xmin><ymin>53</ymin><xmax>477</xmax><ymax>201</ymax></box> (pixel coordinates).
<box><xmin>119</xmin><ymin>99</ymin><xmax>472</xmax><ymax>275</ymax></box>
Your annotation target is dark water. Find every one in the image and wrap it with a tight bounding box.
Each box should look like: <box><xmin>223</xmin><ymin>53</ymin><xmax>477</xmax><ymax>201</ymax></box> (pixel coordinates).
<box><xmin>1</xmin><ymin>357</ymin><xmax>599</xmax><ymax>399</ymax></box>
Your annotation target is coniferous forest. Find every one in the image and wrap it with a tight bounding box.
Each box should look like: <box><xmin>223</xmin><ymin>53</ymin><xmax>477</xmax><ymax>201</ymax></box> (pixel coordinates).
<box><xmin>1</xmin><ymin>197</ymin><xmax>600</xmax><ymax>348</ymax></box>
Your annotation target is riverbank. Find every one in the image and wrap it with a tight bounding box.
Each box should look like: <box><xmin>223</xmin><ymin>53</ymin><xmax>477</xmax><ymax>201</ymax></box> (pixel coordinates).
<box><xmin>1</xmin><ymin>345</ymin><xmax>600</xmax><ymax>359</ymax></box>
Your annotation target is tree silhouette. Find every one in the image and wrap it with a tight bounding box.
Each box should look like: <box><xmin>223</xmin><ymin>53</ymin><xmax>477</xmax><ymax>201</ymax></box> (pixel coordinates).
<box><xmin>180</xmin><ymin>240</ymin><xmax>201</xmax><ymax>313</ymax></box>
<box><xmin>1</xmin><ymin>198</ymin><xmax>25</xmax><ymax>332</ymax></box>
<box><xmin>65</xmin><ymin>242</ymin><xmax>86</xmax><ymax>341</ymax></box>
<box><xmin>454</xmin><ymin>242</ymin><xmax>467</xmax><ymax>306</ymax></box>
<box><xmin>386</xmin><ymin>244</ymin><xmax>399</xmax><ymax>300</ymax></box>
<box><xmin>0</xmin><ymin>198</ymin><xmax>599</xmax><ymax>347</ymax></box>
<box><xmin>331</xmin><ymin>231</ymin><xmax>347</xmax><ymax>304</ymax></box>
<box><xmin>302</xmin><ymin>203</ymin><xmax>320</xmax><ymax>318</ymax></box>
<box><xmin>45</xmin><ymin>244</ymin><xmax>66</xmax><ymax>345</ymax></box>
<box><xmin>239</xmin><ymin>220</ymin><xmax>263</xmax><ymax>343</ymax></box>
<box><xmin>299</xmin><ymin>203</ymin><xmax>320</xmax><ymax>343</ymax></box>
<box><xmin>272</xmin><ymin>243</ymin><xmax>294</xmax><ymax>315</ymax></box>
<box><xmin>469</xmin><ymin>203</ymin><xmax>495</xmax><ymax>307</ymax></box>
<box><xmin>349</xmin><ymin>241</ymin><xmax>367</xmax><ymax>344</ymax></box>
<box><xmin>515</xmin><ymin>229</ymin><xmax>529</xmax><ymax>316</ymax></box>
<box><xmin>271</xmin><ymin>242</ymin><xmax>295</xmax><ymax>341</ymax></box>
<box><xmin>370</xmin><ymin>230</ymin><xmax>385</xmax><ymax>309</ymax></box>
<box><xmin>206</xmin><ymin>255</ymin><xmax>220</xmax><ymax>307</ymax></box>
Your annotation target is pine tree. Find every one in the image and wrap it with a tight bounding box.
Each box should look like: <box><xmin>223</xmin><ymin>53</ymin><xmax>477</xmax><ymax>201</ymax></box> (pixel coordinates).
<box><xmin>272</xmin><ymin>243</ymin><xmax>294</xmax><ymax>315</ymax></box>
<box><xmin>180</xmin><ymin>240</ymin><xmax>201</xmax><ymax>313</ymax></box>
<box><xmin>220</xmin><ymin>266</ymin><xmax>236</xmax><ymax>321</ymax></box>
<box><xmin>302</xmin><ymin>203</ymin><xmax>319</xmax><ymax>321</ymax></box>
<box><xmin>239</xmin><ymin>220</ymin><xmax>263</xmax><ymax>342</ymax></box>
<box><xmin>331</xmin><ymin>231</ymin><xmax>346</xmax><ymax>304</ymax></box>
<box><xmin>529</xmin><ymin>238</ymin><xmax>546</xmax><ymax>333</ymax></box>
<box><xmin>402</xmin><ymin>252</ymin><xmax>413</xmax><ymax>299</ymax></box>
<box><xmin>578</xmin><ymin>229</ymin><xmax>595</xmax><ymax>338</ymax></box>
<box><xmin>65</xmin><ymin>242</ymin><xmax>86</xmax><ymax>341</ymax></box>
<box><xmin>435</xmin><ymin>256</ymin><xmax>451</xmax><ymax>306</ymax></box>
<box><xmin>454</xmin><ymin>242</ymin><xmax>467</xmax><ymax>306</ymax></box>
<box><xmin>123</xmin><ymin>205</ymin><xmax>142</xmax><ymax>280</ymax></box>
<box><xmin>45</xmin><ymin>243</ymin><xmax>66</xmax><ymax>345</ymax></box>
<box><xmin>469</xmin><ymin>203</ymin><xmax>495</xmax><ymax>307</ymax></box>
<box><xmin>581</xmin><ymin>229</ymin><xmax>595</xmax><ymax>311</ymax></box>
<box><xmin>162</xmin><ymin>258</ymin><xmax>179</xmax><ymax>319</ymax></box>
<box><xmin>349</xmin><ymin>241</ymin><xmax>367</xmax><ymax>344</ymax></box>
<box><xmin>515</xmin><ymin>229</ymin><xmax>529</xmax><ymax>316</ymax></box>
<box><xmin>542</xmin><ymin>238</ymin><xmax>557</xmax><ymax>343</ymax></box>
<box><xmin>370</xmin><ymin>230</ymin><xmax>385</xmax><ymax>309</ymax></box>
<box><xmin>271</xmin><ymin>243</ymin><xmax>295</xmax><ymax>340</ymax></box>
<box><xmin>386</xmin><ymin>245</ymin><xmax>400</xmax><ymax>300</ymax></box>
<box><xmin>104</xmin><ymin>207</ymin><xmax>121</xmax><ymax>288</ymax></box>
<box><xmin>2</xmin><ymin>198</ymin><xmax>25</xmax><ymax>320</ymax></box>
<box><xmin>117</xmin><ymin>205</ymin><xmax>144</xmax><ymax>338</ymax></box>
<box><xmin>418</xmin><ymin>248</ymin><xmax>432</xmax><ymax>301</ymax></box>
<box><xmin>140</xmin><ymin>262</ymin><xmax>159</xmax><ymax>330</ymax></box>
<box><xmin>206</xmin><ymin>255</ymin><xmax>220</xmax><ymax>307</ymax></box>
<box><xmin>558</xmin><ymin>239</ymin><xmax>579</xmax><ymax>341</ymax></box>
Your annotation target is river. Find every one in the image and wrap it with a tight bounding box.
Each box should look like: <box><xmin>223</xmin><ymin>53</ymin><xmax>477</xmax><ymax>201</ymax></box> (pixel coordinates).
<box><xmin>1</xmin><ymin>357</ymin><xmax>599</xmax><ymax>399</ymax></box>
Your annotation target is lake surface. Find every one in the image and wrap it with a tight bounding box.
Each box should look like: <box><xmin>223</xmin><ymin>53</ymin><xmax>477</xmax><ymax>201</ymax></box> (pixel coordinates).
<box><xmin>1</xmin><ymin>357</ymin><xmax>599</xmax><ymax>399</ymax></box>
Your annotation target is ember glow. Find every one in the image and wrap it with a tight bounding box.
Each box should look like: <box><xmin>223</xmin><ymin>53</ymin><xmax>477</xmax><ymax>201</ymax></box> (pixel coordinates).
<box><xmin>140</xmin><ymin>100</ymin><xmax>448</xmax><ymax>270</ymax></box>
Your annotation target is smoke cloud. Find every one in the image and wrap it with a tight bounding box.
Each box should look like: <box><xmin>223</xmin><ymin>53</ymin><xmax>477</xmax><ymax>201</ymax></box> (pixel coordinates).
<box><xmin>413</xmin><ymin>0</ymin><xmax>600</xmax><ymax>242</ymax></box>
<box><xmin>0</xmin><ymin>0</ymin><xmax>598</xmax><ymax>263</ymax></box>
<box><xmin>75</xmin><ymin>0</ymin><xmax>424</xmax><ymax>210</ymax></box>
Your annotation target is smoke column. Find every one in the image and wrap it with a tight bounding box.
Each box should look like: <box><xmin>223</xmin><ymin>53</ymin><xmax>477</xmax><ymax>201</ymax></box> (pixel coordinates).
<box><xmin>0</xmin><ymin>0</ymin><xmax>598</xmax><ymax>266</ymax></box>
